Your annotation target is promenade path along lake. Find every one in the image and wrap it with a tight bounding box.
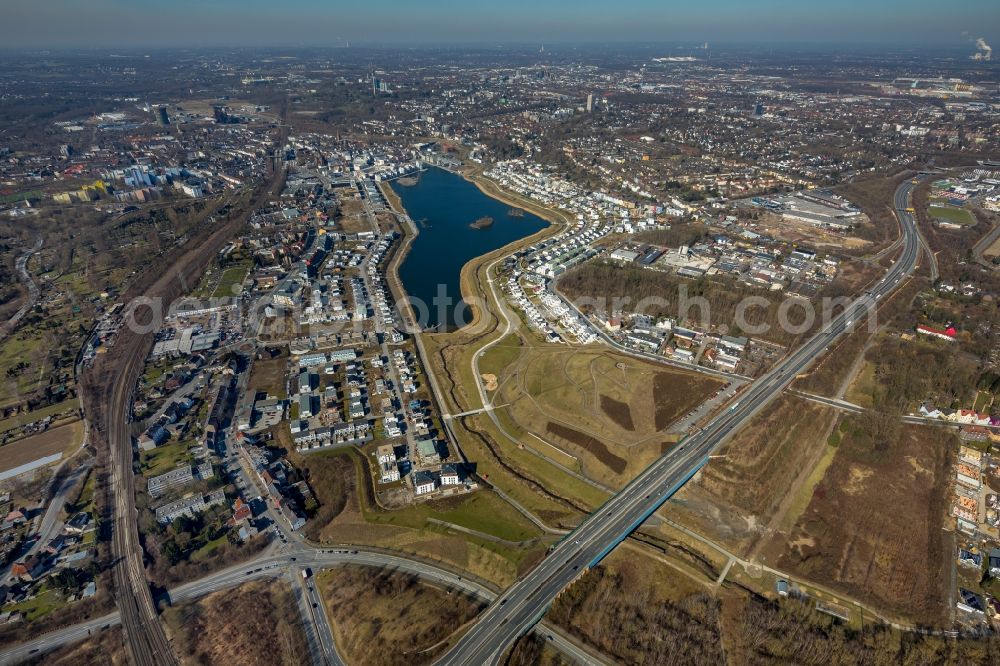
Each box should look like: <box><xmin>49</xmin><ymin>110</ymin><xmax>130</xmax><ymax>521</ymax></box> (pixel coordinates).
<box><xmin>391</xmin><ymin>167</ymin><xmax>547</xmax><ymax>330</ymax></box>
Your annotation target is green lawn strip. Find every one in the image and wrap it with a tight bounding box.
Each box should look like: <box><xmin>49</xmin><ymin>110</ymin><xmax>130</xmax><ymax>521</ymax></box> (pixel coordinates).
<box><xmin>139</xmin><ymin>440</ymin><xmax>192</xmax><ymax>477</ymax></box>
<box><xmin>0</xmin><ymin>398</ymin><xmax>80</xmax><ymax>433</ymax></box>
<box><xmin>5</xmin><ymin>587</ymin><xmax>66</xmax><ymax>622</ymax></box>
<box><xmin>928</xmin><ymin>205</ymin><xmax>975</xmax><ymax>225</ymax></box>
<box><xmin>478</xmin><ymin>334</ymin><xmax>523</xmax><ymax>379</ymax></box>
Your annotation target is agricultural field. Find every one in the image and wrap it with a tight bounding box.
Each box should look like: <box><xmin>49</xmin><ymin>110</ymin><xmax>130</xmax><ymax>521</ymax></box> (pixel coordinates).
<box><xmin>765</xmin><ymin>420</ymin><xmax>953</xmax><ymax>625</ymax></box>
<box><xmin>0</xmin><ymin>420</ymin><xmax>84</xmax><ymax>475</ymax></box>
<box><xmin>163</xmin><ymin>580</ymin><xmax>310</xmax><ymax>666</ymax></box>
<box><xmin>318</xmin><ymin>565</ymin><xmax>486</xmax><ymax>666</ymax></box>
<box><xmin>483</xmin><ymin>342</ymin><xmax>722</xmax><ymax>487</ymax></box>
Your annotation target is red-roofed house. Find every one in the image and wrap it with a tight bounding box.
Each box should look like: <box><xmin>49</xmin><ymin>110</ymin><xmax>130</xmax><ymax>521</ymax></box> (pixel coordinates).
<box><xmin>916</xmin><ymin>324</ymin><xmax>957</xmax><ymax>341</ymax></box>
<box><xmin>233</xmin><ymin>499</ymin><xmax>252</xmax><ymax>523</ymax></box>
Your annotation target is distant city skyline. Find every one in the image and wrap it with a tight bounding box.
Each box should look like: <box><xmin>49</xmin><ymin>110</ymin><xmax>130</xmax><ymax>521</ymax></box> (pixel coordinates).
<box><xmin>1</xmin><ymin>0</ymin><xmax>997</xmax><ymax>50</ymax></box>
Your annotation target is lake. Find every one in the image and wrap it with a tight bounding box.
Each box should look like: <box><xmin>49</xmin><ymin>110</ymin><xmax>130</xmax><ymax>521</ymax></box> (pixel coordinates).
<box><xmin>391</xmin><ymin>168</ymin><xmax>548</xmax><ymax>330</ymax></box>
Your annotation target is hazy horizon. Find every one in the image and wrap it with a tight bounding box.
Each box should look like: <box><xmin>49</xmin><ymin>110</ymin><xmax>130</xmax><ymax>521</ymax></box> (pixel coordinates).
<box><xmin>1</xmin><ymin>0</ymin><xmax>996</xmax><ymax>51</ymax></box>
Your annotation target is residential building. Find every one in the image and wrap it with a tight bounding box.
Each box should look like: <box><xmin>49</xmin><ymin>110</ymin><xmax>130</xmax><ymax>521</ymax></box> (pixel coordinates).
<box><xmin>440</xmin><ymin>463</ymin><xmax>462</xmax><ymax>486</ymax></box>
<box><xmin>413</xmin><ymin>470</ymin><xmax>437</xmax><ymax>495</ymax></box>
<box><xmin>154</xmin><ymin>489</ymin><xmax>226</xmax><ymax>524</ymax></box>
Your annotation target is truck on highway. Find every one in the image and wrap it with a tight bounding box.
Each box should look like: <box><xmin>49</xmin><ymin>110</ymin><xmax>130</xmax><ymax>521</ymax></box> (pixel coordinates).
<box><xmin>302</xmin><ymin>567</ymin><xmax>312</xmax><ymax>579</ymax></box>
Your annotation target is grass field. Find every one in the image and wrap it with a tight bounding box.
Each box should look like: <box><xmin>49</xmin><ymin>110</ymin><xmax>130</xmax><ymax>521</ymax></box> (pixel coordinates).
<box><xmin>766</xmin><ymin>420</ymin><xmax>953</xmax><ymax>625</ymax></box>
<box><xmin>973</xmin><ymin>390</ymin><xmax>993</xmax><ymax>413</ymax></box>
<box><xmin>489</xmin><ymin>344</ymin><xmax>721</xmax><ymax>487</ymax></box>
<box><xmin>191</xmin><ymin>259</ymin><xmax>251</xmax><ymax>299</ymax></box>
<box><xmin>319</xmin><ymin>565</ymin><xmax>486</xmax><ymax>666</ymax></box>
<box><xmin>213</xmin><ymin>263</ymin><xmax>250</xmax><ymax>297</ymax></box>
<box><xmin>4</xmin><ymin>586</ymin><xmax>66</xmax><ymax>622</ymax></box>
<box><xmin>293</xmin><ymin>447</ymin><xmax>548</xmax><ymax>586</ymax></box>
<box><xmin>478</xmin><ymin>334</ymin><xmax>523</xmax><ymax>379</ymax></box>
<box><xmin>669</xmin><ymin>395</ymin><xmax>837</xmax><ymax>555</ymax></box>
<box><xmin>0</xmin><ymin>420</ymin><xmax>83</xmax><ymax>474</ymax></box>
<box><xmin>138</xmin><ymin>440</ymin><xmax>191</xmax><ymax>477</ymax></box>
<box><xmin>0</xmin><ymin>331</ymin><xmax>53</xmax><ymax>406</ymax></box>
<box><xmin>929</xmin><ymin>205</ymin><xmax>976</xmax><ymax>226</ymax></box>
<box><xmin>364</xmin><ymin>490</ymin><xmax>541</xmax><ymax>543</ymax></box>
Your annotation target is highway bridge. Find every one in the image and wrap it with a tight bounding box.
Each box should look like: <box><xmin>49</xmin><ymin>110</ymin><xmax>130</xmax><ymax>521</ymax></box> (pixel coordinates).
<box><xmin>436</xmin><ymin>179</ymin><xmax>927</xmax><ymax>665</ymax></box>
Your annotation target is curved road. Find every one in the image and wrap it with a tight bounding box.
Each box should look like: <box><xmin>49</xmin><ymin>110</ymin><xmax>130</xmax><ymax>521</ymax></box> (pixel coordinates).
<box><xmin>436</xmin><ymin>179</ymin><xmax>927</xmax><ymax>665</ymax></box>
<box><xmin>0</xmin><ymin>237</ymin><xmax>42</xmax><ymax>339</ymax></box>
<box><xmin>7</xmin><ymin>178</ymin><xmax>924</xmax><ymax>666</ymax></box>
<box><xmin>0</xmin><ymin>545</ymin><xmax>607</xmax><ymax>665</ymax></box>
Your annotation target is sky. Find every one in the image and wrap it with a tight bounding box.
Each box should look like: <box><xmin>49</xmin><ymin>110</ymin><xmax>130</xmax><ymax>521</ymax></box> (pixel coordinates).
<box><xmin>0</xmin><ymin>0</ymin><xmax>996</xmax><ymax>49</ymax></box>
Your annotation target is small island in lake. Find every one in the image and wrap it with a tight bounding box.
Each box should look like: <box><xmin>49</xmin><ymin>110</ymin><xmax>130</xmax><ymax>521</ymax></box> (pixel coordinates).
<box><xmin>469</xmin><ymin>215</ymin><xmax>494</xmax><ymax>229</ymax></box>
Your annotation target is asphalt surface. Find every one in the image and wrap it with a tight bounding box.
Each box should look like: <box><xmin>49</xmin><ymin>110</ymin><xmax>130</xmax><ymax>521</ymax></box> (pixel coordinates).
<box><xmin>0</xmin><ymin>237</ymin><xmax>42</xmax><ymax>339</ymax></box>
<box><xmin>436</xmin><ymin>179</ymin><xmax>926</xmax><ymax>665</ymax></box>
<box><xmin>0</xmin><ymin>546</ymin><xmax>607</xmax><ymax>665</ymax></box>
<box><xmin>7</xmin><ymin>178</ymin><xmax>922</xmax><ymax>666</ymax></box>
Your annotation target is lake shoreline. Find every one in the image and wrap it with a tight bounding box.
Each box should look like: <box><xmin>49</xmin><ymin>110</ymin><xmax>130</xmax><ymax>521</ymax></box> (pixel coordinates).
<box><xmin>388</xmin><ymin>167</ymin><xmax>550</xmax><ymax>331</ymax></box>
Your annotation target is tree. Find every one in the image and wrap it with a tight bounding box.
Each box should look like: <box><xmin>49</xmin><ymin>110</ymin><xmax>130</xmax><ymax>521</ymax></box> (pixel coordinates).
<box><xmin>859</xmin><ymin>408</ymin><xmax>901</xmax><ymax>454</ymax></box>
<box><xmin>161</xmin><ymin>539</ymin><xmax>182</xmax><ymax>566</ymax></box>
<box><xmin>50</xmin><ymin>568</ymin><xmax>82</xmax><ymax>594</ymax></box>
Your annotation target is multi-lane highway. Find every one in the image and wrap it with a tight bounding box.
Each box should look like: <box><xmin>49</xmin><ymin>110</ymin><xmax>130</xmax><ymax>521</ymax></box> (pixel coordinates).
<box><xmin>10</xmin><ymin>174</ymin><xmax>922</xmax><ymax>665</ymax></box>
<box><xmin>0</xmin><ymin>237</ymin><xmax>42</xmax><ymax>340</ymax></box>
<box><xmin>437</xmin><ymin>179</ymin><xmax>926</xmax><ymax>665</ymax></box>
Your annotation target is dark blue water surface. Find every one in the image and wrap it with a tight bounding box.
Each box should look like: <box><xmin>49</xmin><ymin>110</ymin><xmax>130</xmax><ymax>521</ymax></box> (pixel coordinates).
<box><xmin>391</xmin><ymin>168</ymin><xmax>548</xmax><ymax>330</ymax></box>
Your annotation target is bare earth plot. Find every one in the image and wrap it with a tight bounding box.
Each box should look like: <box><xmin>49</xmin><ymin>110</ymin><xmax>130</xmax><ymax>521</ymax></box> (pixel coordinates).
<box><xmin>247</xmin><ymin>353</ymin><xmax>288</xmax><ymax>399</ymax></box>
<box><xmin>0</xmin><ymin>420</ymin><xmax>83</xmax><ymax>474</ymax></box>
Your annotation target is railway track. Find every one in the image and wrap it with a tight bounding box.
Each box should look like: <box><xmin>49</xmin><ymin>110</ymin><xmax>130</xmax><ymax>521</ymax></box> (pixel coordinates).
<box><xmin>82</xmin><ymin>163</ymin><xmax>287</xmax><ymax>665</ymax></box>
